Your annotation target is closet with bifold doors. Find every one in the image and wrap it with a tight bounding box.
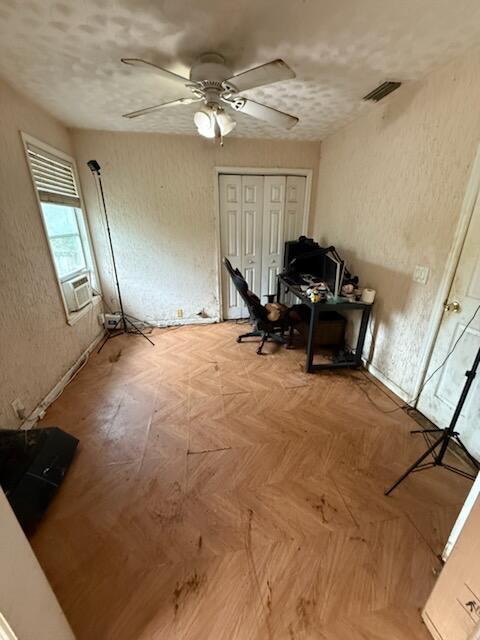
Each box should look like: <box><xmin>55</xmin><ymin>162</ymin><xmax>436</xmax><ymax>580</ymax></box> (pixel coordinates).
<box><xmin>219</xmin><ymin>173</ymin><xmax>307</xmax><ymax>319</ymax></box>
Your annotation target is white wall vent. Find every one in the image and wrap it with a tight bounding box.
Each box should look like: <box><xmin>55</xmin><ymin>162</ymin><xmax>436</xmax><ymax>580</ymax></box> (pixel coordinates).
<box><xmin>62</xmin><ymin>274</ymin><xmax>92</xmax><ymax>312</ymax></box>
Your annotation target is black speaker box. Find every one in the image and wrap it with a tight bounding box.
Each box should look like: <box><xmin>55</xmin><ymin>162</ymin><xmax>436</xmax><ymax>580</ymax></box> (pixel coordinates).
<box><xmin>0</xmin><ymin>427</ymin><xmax>79</xmax><ymax>534</ymax></box>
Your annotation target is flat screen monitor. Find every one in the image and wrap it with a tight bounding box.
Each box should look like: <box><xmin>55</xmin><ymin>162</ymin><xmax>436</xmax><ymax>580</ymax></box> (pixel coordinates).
<box><xmin>284</xmin><ymin>237</ymin><xmax>320</xmax><ymax>269</ymax></box>
<box><xmin>323</xmin><ymin>253</ymin><xmax>344</xmax><ymax>297</ymax></box>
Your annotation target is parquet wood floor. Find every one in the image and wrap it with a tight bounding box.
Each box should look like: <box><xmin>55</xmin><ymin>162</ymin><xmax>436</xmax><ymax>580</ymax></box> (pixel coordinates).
<box><xmin>30</xmin><ymin>323</ymin><xmax>473</xmax><ymax>639</ymax></box>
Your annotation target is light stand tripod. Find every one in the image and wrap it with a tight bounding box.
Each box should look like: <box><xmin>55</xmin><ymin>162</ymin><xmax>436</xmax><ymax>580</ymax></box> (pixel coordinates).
<box><xmin>87</xmin><ymin>160</ymin><xmax>154</xmax><ymax>353</ymax></box>
<box><xmin>385</xmin><ymin>346</ymin><xmax>480</xmax><ymax>495</ymax></box>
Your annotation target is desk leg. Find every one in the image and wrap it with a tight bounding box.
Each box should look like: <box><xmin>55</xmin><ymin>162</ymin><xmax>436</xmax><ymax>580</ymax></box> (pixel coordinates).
<box><xmin>355</xmin><ymin>306</ymin><xmax>371</xmax><ymax>366</ymax></box>
<box><xmin>276</xmin><ymin>277</ymin><xmax>282</xmax><ymax>303</ymax></box>
<box><xmin>305</xmin><ymin>304</ymin><xmax>318</xmax><ymax>373</ymax></box>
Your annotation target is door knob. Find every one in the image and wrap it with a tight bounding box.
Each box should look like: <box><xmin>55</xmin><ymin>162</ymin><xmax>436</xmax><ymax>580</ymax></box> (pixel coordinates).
<box><xmin>444</xmin><ymin>300</ymin><xmax>461</xmax><ymax>313</ymax></box>
<box><xmin>272</xmin><ymin>259</ymin><xmax>276</xmax><ymax>264</ymax></box>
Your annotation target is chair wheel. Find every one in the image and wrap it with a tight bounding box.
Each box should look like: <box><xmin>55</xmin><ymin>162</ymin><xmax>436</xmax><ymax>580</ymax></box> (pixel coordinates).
<box><xmin>236</xmin><ymin>337</ymin><xmax>242</xmax><ymax>343</ymax></box>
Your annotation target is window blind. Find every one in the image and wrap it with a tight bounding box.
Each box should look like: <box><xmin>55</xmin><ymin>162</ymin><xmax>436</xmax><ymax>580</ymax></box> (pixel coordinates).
<box><xmin>26</xmin><ymin>144</ymin><xmax>81</xmax><ymax>207</ymax></box>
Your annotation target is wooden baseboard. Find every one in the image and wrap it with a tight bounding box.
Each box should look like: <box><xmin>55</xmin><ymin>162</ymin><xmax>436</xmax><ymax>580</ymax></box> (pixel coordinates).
<box><xmin>150</xmin><ymin>317</ymin><xmax>220</xmax><ymax>328</ymax></box>
<box><xmin>362</xmin><ymin>358</ymin><xmax>411</xmax><ymax>404</ymax></box>
<box><xmin>21</xmin><ymin>330</ymin><xmax>106</xmax><ymax>430</ymax></box>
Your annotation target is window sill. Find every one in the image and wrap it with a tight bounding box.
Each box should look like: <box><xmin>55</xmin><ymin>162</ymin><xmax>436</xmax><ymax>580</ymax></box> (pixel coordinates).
<box><xmin>67</xmin><ymin>294</ymin><xmax>102</xmax><ymax>326</ymax></box>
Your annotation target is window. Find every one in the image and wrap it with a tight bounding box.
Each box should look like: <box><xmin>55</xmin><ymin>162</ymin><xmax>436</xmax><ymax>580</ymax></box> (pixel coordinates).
<box><xmin>23</xmin><ymin>134</ymin><xmax>100</xmax><ymax>321</ymax></box>
<box><xmin>41</xmin><ymin>203</ymin><xmax>87</xmax><ymax>279</ymax></box>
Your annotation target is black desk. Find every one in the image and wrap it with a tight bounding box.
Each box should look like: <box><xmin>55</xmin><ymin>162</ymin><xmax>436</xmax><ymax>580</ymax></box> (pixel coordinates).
<box><xmin>277</xmin><ymin>274</ymin><xmax>373</xmax><ymax>373</ymax></box>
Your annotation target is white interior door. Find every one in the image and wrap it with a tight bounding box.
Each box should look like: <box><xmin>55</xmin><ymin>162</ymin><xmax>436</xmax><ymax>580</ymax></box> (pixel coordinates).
<box><xmin>417</xmin><ymin>188</ymin><xmax>480</xmax><ymax>459</ymax></box>
<box><xmin>220</xmin><ymin>175</ymin><xmax>263</xmax><ymax>319</ymax></box>
<box><xmin>261</xmin><ymin>176</ymin><xmax>286</xmax><ymax>298</ymax></box>
<box><xmin>242</xmin><ymin>176</ymin><xmax>263</xmax><ymax>303</ymax></box>
<box><xmin>284</xmin><ymin>176</ymin><xmax>306</xmax><ymax>241</ymax></box>
<box><xmin>219</xmin><ymin>175</ymin><xmax>243</xmax><ymax>319</ymax></box>
<box><xmin>283</xmin><ymin>176</ymin><xmax>306</xmax><ymax>305</ymax></box>
<box><xmin>220</xmin><ymin>173</ymin><xmax>307</xmax><ymax>319</ymax></box>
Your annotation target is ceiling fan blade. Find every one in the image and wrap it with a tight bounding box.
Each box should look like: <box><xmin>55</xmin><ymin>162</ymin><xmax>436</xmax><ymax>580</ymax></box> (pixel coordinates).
<box><xmin>224</xmin><ymin>59</ymin><xmax>295</xmax><ymax>92</ymax></box>
<box><xmin>234</xmin><ymin>98</ymin><xmax>298</xmax><ymax>130</ymax></box>
<box><xmin>122</xmin><ymin>97</ymin><xmax>200</xmax><ymax>119</ymax></box>
<box><xmin>121</xmin><ymin>58</ymin><xmax>191</xmax><ymax>85</ymax></box>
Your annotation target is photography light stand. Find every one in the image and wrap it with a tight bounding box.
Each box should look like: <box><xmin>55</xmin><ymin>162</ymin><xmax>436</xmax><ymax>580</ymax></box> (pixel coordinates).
<box><xmin>385</xmin><ymin>346</ymin><xmax>480</xmax><ymax>496</ymax></box>
<box><xmin>87</xmin><ymin>160</ymin><xmax>154</xmax><ymax>353</ymax></box>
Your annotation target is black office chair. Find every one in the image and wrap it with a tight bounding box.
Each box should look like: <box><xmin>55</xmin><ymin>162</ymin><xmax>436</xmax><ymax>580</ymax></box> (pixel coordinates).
<box><xmin>223</xmin><ymin>258</ymin><xmax>294</xmax><ymax>355</ymax></box>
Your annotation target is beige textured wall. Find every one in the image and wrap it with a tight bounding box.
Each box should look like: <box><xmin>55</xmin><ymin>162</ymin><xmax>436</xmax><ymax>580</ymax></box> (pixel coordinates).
<box><xmin>312</xmin><ymin>48</ymin><xmax>480</xmax><ymax>398</ymax></box>
<box><xmin>71</xmin><ymin>130</ymin><xmax>320</xmax><ymax>324</ymax></box>
<box><xmin>0</xmin><ymin>491</ymin><xmax>75</xmax><ymax>639</ymax></box>
<box><xmin>0</xmin><ymin>79</ymin><xmax>103</xmax><ymax>428</ymax></box>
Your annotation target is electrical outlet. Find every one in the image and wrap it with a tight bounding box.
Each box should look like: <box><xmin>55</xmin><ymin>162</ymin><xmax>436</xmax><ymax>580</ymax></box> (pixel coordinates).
<box><xmin>11</xmin><ymin>398</ymin><xmax>26</xmax><ymax>420</ymax></box>
<box><xmin>413</xmin><ymin>265</ymin><xmax>429</xmax><ymax>285</ymax></box>
<box><xmin>176</xmin><ymin>308</ymin><xmax>184</xmax><ymax>318</ymax></box>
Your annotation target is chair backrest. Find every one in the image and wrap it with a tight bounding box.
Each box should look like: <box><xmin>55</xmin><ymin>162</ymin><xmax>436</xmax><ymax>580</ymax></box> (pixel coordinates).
<box><xmin>223</xmin><ymin>258</ymin><xmax>267</xmax><ymax>323</ymax></box>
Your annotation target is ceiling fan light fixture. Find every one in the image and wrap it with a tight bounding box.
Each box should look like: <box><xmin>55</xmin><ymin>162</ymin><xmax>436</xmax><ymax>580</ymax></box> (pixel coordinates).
<box><xmin>194</xmin><ymin>108</ymin><xmax>215</xmax><ymax>138</ymax></box>
<box><xmin>215</xmin><ymin>109</ymin><xmax>236</xmax><ymax>136</ymax></box>
<box><xmin>194</xmin><ymin>106</ymin><xmax>236</xmax><ymax>140</ymax></box>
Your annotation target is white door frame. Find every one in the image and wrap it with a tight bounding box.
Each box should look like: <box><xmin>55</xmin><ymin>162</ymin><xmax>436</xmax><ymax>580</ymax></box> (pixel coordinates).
<box><xmin>412</xmin><ymin>143</ymin><xmax>480</xmax><ymax>405</ymax></box>
<box><xmin>213</xmin><ymin>166</ymin><xmax>313</xmax><ymax>322</ymax></box>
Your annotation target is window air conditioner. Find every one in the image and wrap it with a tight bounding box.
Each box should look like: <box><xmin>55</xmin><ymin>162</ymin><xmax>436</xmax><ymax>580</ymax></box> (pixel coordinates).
<box><xmin>62</xmin><ymin>274</ymin><xmax>92</xmax><ymax>312</ymax></box>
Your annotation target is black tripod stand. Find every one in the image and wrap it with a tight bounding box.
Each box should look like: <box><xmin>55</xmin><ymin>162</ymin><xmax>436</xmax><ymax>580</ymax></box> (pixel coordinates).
<box><xmin>87</xmin><ymin>160</ymin><xmax>154</xmax><ymax>353</ymax></box>
<box><xmin>385</xmin><ymin>346</ymin><xmax>480</xmax><ymax>495</ymax></box>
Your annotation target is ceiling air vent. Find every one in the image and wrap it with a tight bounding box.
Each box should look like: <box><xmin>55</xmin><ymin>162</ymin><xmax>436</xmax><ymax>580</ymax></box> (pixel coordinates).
<box><xmin>363</xmin><ymin>81</ymin><xmax>402</xmax><ymax>102</ymax></box>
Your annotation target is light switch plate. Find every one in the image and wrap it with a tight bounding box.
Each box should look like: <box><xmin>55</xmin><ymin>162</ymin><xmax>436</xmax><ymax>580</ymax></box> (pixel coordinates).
<box><xmin>413</xmin><ymin>265</ymin><xmax>430</xmax><ymax>285</ymax></box>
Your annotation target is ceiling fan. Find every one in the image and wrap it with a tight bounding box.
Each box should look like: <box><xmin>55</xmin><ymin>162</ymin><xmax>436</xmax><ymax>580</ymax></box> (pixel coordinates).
<box><xmin>121</xmin><ymin>53</ymin><xmax>299</xmax><ymax>143</ymax></box>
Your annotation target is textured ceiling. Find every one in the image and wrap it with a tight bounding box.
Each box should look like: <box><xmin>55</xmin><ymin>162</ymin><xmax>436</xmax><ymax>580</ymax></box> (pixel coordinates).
<box><xmin>1</xmin><ymin>0</ymin><xmax>480</xmax><ymax>140</ymax></box>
